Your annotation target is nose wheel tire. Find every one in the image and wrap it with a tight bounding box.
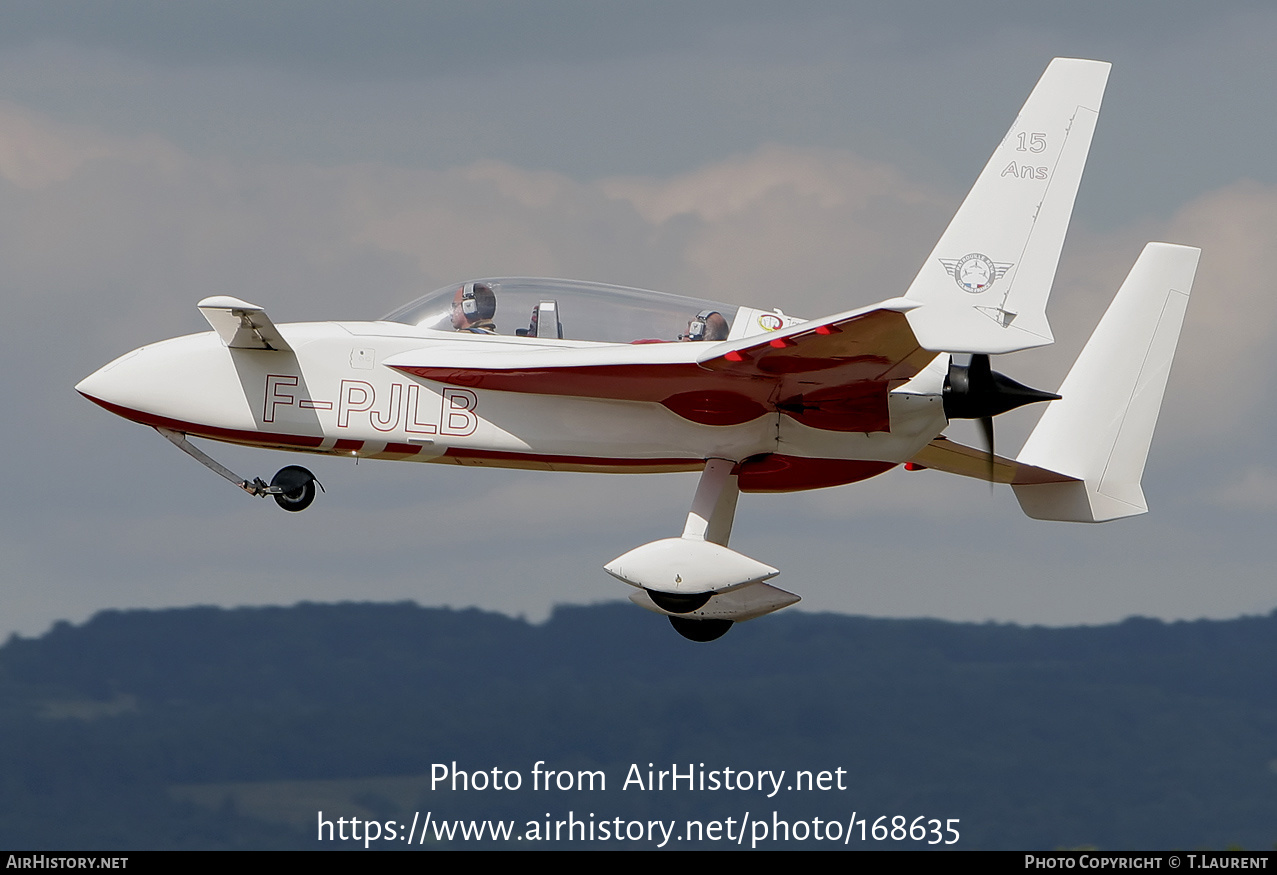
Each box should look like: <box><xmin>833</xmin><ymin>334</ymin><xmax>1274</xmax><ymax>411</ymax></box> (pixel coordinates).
<box><xmin>270</xmin><ymin>465</ymin><xmax>319</xmax><ymax>512</ymax></box>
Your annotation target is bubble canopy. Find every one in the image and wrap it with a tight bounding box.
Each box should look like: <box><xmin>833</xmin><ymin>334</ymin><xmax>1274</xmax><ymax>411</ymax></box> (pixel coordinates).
<box><xmin>381</xmin><ymin>278</ymin><xmax>742</xmax><ymax>344</ymax></box>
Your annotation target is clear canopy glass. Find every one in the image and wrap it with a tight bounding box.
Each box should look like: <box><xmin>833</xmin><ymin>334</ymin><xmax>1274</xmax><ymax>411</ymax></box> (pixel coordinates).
<box><xmin>382</xmin><ymin>278</ymin><xmax>741</xmax><ymax>344</ymax></box>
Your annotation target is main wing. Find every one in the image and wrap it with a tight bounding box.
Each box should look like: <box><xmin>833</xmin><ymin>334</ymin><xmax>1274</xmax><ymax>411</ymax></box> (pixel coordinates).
<box><xmin>384</xmin><ymin>299</ymin><xmax>935</xmax><ymax>432</ymax></box>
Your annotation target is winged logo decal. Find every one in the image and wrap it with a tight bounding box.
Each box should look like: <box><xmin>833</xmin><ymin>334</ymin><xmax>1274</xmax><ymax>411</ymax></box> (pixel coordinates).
<box><xmin>938</xmin><ymin>253</ymin><xmax>1015</xmax><ymax>293</ymax></box>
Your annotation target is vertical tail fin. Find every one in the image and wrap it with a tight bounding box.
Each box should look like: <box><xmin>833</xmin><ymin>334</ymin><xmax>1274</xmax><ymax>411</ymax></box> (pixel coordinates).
<box><xmin>905</xmin><ymin>58</ymin><xmax>1111</xmax><ymax>354</ymax></box>
<box><xmin>1012</xmin><ymin>243</ymin><xmax>1199</xmax><ymax>522</ymax></box>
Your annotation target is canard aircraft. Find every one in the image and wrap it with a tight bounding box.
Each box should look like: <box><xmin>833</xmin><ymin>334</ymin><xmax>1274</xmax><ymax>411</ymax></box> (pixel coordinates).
<box><xmin>78</xmin><ymin>59</ymin><xmax>1199</xmax><ymax>641</ymax></box>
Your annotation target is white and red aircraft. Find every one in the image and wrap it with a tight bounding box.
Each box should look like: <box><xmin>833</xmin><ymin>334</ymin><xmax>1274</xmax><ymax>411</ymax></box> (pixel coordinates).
<box><xmin>78</xmin><ymin>59</ymin><xmax>1198</xmax><ymax>641</ymax></box>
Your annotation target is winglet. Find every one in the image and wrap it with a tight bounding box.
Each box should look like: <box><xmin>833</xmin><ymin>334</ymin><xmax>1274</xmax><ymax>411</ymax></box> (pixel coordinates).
<box><xmin>904</xmin><ymin>58</ymin><xmax>1111</xmax><ymax>354</ymax></box>
<box><xmin>198</xmin><ymin>296</ymin><xmax>293</xmax><ymax>352</ymax></box>
<box><xmin>1012</xmin><ymin>243</ymin><xmax>1198</xmax><ymax>522</ymax></box>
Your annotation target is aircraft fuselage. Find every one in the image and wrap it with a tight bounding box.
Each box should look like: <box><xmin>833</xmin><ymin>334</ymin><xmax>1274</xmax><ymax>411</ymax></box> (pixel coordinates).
<box><xmin>78</xmin><ymin>320</ymin><xmax>948</xmax><ymax>492</ymax></box>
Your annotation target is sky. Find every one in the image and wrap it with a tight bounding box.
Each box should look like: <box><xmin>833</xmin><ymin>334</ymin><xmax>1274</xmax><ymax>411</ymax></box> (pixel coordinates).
<box><xmin>4</xmin><ymin>1</ymin><xmax>1277</xmax><ymax>639</ymax></box>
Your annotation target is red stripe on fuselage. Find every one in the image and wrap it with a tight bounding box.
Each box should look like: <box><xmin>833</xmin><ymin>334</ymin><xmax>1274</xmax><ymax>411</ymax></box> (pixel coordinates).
<box><xmin>79</xmin><ymin>393</ymin><xmax>326</xmax><ymax>450</ymax></box>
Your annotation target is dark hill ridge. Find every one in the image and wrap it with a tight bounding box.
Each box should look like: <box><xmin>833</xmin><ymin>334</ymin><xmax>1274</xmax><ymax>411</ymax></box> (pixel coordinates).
<box><xmin>1</xmin><ymin>602</ymin><xmax>1274</xmax><ymax>850</ymax></box>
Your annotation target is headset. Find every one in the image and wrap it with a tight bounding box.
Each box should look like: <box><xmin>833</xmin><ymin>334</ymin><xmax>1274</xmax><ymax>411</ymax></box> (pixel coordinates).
<box><xmin>684</xmin><ymin>309</ymin><xmax>718</xmax><ymax>341</ymax></box>
<box><xmin>460</xmin><ymin>282</ymin><xmax>480</xmax><ymax>317</ymax></box>
<box><xmin>459</xmin><ymin>282</ymin><xmax>496</xmax><ymax>320</ymax></box>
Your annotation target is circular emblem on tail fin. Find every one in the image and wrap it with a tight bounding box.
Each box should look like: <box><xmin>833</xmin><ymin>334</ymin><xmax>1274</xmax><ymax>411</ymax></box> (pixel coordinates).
<box><xmin>939</xmin><ymin>253</ymin><xmax>1013</xmax><ymax>294</ymax></box>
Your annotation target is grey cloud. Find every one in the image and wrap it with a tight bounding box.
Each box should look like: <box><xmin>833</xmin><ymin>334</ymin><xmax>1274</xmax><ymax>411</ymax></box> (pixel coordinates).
<box><xmin>0</xmin><ymin>1</ymin><xmax>1251</xmax><ymax>79</ymax></box>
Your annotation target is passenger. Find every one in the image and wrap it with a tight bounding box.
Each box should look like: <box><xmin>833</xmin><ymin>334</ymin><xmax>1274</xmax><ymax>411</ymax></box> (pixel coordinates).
<box><xmin>681</xmin><ymin>309</ymin><xmax>729</xmax><ymax>341</ymax></box>
<box><xmin>518</xmin><ymin>302</ymin><xmax>563</xmax><ymax>339</ymax></box>
<box><xmin>451</xmin><ymin>282</ymin><xmax>498</xmax><ymax>334</ymax></box>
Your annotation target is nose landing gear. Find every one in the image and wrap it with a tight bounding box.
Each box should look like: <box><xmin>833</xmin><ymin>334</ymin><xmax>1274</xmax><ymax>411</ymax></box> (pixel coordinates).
<box><xmin>157</xmin><ymin>428</ymin><xmax>323</xmax><ymax>512</ymax></box>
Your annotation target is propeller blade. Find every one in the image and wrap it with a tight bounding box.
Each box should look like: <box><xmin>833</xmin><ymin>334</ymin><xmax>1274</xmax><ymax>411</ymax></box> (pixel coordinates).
<box><xmin>979</xmin><ymin>415</ymin><xmax>996</xmax><ymax>483</ymax></box>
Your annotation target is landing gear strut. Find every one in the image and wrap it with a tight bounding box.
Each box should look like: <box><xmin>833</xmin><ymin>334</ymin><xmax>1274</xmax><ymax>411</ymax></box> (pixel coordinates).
<box><xmin>157</xmin><ymin>428</ymin><xmax>323</xmax><ymax>511</ymax></box>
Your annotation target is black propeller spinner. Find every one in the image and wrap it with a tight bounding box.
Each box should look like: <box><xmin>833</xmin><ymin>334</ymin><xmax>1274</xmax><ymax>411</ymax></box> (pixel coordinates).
<box><xmin>942</xmin><ymin>354</ymin><xmax>1060</xmax><ymax>480</ymax></box>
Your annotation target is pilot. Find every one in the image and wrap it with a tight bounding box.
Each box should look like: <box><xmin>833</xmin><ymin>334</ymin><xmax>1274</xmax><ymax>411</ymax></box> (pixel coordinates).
<box><xmin>681</xmin><ymin>309</ymin><xmax>729</xmax><ymax>342</ymax></box>
<box><xmin>451</xmin><ymin>282</ymin><xmax>498</xmax><ymax>334</ymax></box>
